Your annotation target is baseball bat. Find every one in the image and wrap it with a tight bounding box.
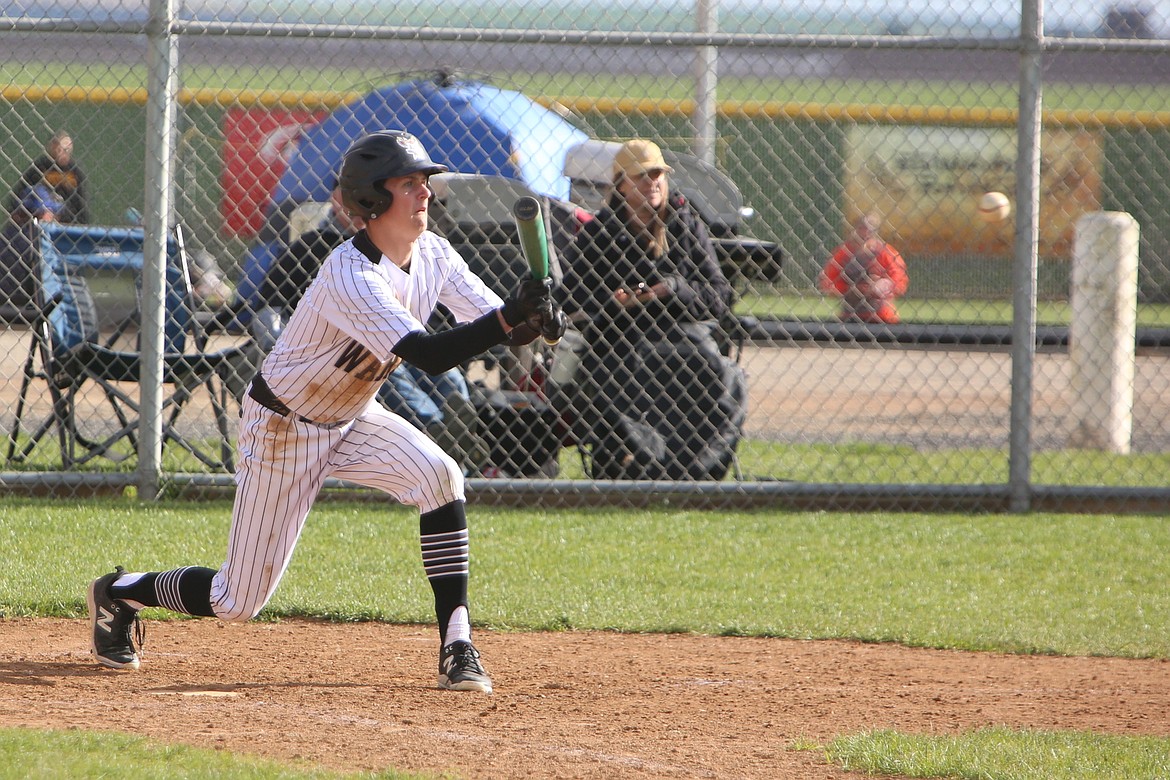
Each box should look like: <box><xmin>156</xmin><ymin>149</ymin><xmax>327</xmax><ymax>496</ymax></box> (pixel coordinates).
<box><xmin>513</xmin><ymin>195</ymin><xmax>549</xmax><ymax>280</ymax></box>
<box><xmin>512</xmin><ymin>196</ymin><xmax>560</xmax><ymax>345</ymax></box>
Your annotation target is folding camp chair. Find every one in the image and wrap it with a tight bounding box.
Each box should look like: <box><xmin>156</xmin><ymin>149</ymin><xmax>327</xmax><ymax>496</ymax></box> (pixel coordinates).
<box><xmin>5</xmin><ymin>222</ymin><xmax>249</xmax><ymax>470</ymax></box>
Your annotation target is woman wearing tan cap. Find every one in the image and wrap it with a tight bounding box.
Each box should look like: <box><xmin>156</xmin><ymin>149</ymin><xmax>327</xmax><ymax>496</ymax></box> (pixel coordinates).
<box><xmin>556</xmin><ymin>139</ymin><xmax>742</xmax><ymax>481</ymax></box>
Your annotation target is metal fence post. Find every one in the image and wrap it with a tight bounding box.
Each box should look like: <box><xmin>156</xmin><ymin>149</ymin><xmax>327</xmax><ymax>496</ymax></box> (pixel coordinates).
<box><xmin>139</xmin><ymin>0</ymin><xmax>179</xmax><ymax>501</ymax></box>
<box><xmin>693</xmin><ymin>0</ymin><xmax>718</xmax><ymax>165</ymax></box>
<box><xmin>1008</xmin><ymin>0</ymin><xmax>1045</xmax><ymax>513</ymax></box>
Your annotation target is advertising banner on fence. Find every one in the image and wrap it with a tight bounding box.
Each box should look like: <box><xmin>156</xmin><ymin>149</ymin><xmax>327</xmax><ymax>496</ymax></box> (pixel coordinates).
<box><xmin>220</xmin><ymin>107</ymin><xmax>327</xmax><ymax>240</ymax></box>
<box><xmin>845</xmin><ymin>125</ymin><xmax>1102</xmax><ymax>258</ymax></box>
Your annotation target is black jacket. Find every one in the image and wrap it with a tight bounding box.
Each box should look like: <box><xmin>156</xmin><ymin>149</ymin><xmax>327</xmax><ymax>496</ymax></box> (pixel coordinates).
<box><xmin>560</xmin><ymin>192</ymin><xmax>733</xmax><ymax>347</ymax></box>
<box><xmin>259</xmin><ymin>223</ymin><xmax>348</xmax><ymax>313</ymax></box>
<box><xmin>10</xmin><ymin>156</ymin><xmax>89</xmax><ymax>224</ymax></box>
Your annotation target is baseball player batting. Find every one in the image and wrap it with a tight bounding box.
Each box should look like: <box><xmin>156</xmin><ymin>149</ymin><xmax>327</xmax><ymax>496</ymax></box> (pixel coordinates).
<box><xmin>86</xmin><ymin>130</ymin><xmax>566</xmax><ymax>693</ymax></box>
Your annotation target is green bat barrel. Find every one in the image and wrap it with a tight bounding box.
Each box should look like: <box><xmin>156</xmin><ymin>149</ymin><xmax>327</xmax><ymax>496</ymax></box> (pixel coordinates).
<box><xmin>513</xmin><ymin>196</ymin><xmax>549</xmax><ymax>280</ymax></box>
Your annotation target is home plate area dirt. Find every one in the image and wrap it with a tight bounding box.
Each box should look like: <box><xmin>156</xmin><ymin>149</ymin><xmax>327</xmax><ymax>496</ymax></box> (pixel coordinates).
<box><xmin>1</xmin><ymin>619</ymin><xmax>1167</xmax><ymax>779</ymax></box>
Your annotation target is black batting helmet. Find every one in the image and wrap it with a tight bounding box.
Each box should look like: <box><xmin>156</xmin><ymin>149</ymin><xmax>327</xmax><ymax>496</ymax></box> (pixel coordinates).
<box><xmin>338</xmin><ymin>130</ymin><xmax>449</xmax><ymax>220</ymax></box>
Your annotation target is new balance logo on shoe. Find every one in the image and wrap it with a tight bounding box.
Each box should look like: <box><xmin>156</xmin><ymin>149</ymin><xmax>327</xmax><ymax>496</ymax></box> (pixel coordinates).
<box><xmin>438</xmin><ymin>640</ymin><xmax>493</xmax><ymax>693</ymax></box>
<box><xmin>95</xmin><ymin>606</ymin><xmax>117</xmax><ymax>635</ymax></box>
<box><xmin>88</xmin><ymin>567</ymin><xmax>143</xmax><ymax>671</ymax></box>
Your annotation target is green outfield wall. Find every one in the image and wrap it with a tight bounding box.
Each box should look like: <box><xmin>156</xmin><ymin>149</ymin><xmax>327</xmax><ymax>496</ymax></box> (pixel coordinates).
<box><xmin>4</xmin><ymin>89</ymin><xmax>1169</xmax><ymax>301</ymax></box>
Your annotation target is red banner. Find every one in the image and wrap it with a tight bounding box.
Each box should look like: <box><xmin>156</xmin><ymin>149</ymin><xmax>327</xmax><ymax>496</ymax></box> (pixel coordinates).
<box><xmin>220</xmin><ymin>108</ymin><xmax>325</xmax><ymax>239</ymax></box>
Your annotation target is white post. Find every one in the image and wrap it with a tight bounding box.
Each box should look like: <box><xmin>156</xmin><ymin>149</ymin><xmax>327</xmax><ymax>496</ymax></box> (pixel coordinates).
<box><xmin>1008</xmin><ymin>0</ymin><xmax>1043</xmax><ymax>512</ymax></box>
<box><xmin>1067</xmin><ymin>211</ymin><xmax>1139</xmax><ymax>454</ymax></box>
<box><xmin>693</xmin><ymin>0</ymin><xmax>717</xmax><ymax>165</ymax></box>
<box><xmin>139</xmin><ymin>0</ymin><xmax>178</xmax><ymax>499</ymax></box>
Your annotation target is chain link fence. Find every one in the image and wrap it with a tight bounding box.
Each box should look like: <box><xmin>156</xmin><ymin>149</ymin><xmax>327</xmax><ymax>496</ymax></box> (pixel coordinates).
<box><xmin>2</xmin><ymin>1</ymin><xmax>1168</xmax><ymax>511</ymax></box>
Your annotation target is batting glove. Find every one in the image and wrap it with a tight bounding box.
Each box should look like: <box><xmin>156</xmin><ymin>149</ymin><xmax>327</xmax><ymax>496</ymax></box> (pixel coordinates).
<box><xmin>501</xmin><ymin>277</ymin><xmax>553</xmax><ymax>329</ymax></box>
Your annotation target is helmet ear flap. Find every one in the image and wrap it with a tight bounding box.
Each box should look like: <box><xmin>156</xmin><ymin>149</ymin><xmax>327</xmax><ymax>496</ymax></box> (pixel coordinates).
<box><xmin>340</xmin><ymin>130</ymin><xmax>448</xmax><ymax>221</ymax></box>
<box><xmin>364</xmin><ymin>183</ymin><xmax>392</xmax><ymax>220</ymax></box>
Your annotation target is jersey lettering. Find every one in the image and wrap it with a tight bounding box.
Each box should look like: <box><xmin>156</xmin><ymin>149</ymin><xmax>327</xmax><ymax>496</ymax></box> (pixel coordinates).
<box><xmin>355</xmin><ymin>359</ymin><xmax>394</xmax><ymax>382</ymax></box>
<box><xmin>259</xmin><ymin>233</ymin><xmax>503</xmax><ymax>424</ymax></box>
<box><xmin>335</xmin><ymin>338</ymin><xmax>397</xmax><ymax>382</ymax></box>
<box><xmin>334</xmin><ymin>340</ymin><xmax>371</xmax><ymax>372</ymax></box>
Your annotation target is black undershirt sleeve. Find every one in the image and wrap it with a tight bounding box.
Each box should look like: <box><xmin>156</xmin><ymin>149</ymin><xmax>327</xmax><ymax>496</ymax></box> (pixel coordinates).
<box><xmin>391</xmin><ymin>312</ymin><xmax>540</xmax><ymax>374</ymax></box>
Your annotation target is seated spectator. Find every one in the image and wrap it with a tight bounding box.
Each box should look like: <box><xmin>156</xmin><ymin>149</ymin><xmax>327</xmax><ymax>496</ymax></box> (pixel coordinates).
<box><xmin>379</xmin><ymin>361</ymin><xmax>487</xmax><ymax>474</ymax></box>
<box><xmin>251</xmin><ymin>186</ymin><xmax>362</xmax><ymax>350</ymax></box>
<box><xmin>0</xmin><ymin>185</ymin><xmax>63</xmax><ymax>321</ymax></box>
<box><xmin>379</xmin><ymin>361</ymin><xmax>469</xmax><ymax>429</ymax></box>
<box><xmin>556</xmin><ymin>139</ymin><xmax>745</xmax><ymax>481</ymax></box>
<box><xmin>255</xmin><ymin>184</ymin><xmax>483</xmax><ymax>470</ymax></box>
<box><xmin>819</xmin><ymin>212</ymin><xmax>909</xmax><ymax>324</ymax></box>
<box><xmin>8</xmin><ymin>131</ymin><xmax>89</xmax><ymax>224</ymax></box>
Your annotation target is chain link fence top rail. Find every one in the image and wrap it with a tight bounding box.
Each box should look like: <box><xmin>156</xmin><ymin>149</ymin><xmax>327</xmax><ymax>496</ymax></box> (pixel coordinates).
<box><xmin>1</xmin><ymin>1</ymin><xmax>1169</xmax><ymax>511</ymax></box>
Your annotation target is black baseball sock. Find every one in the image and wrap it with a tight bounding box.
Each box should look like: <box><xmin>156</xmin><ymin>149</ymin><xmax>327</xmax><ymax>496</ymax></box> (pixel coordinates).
<box><xmin>419</xmin><ymin>501</ymin><xmax>470</xmax><ymax>646</ymax></box>
<box><xmin>110</xmin><ymin>566</ymin><xmax>218</xmax><ymax>617</ymax></box>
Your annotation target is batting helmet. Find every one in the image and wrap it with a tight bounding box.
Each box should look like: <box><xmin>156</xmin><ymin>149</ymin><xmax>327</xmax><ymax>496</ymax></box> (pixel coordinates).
<box><xmin>339</xmin><ymin>130</ymin><xmax>449</xmax><ymax>220</ymax></box>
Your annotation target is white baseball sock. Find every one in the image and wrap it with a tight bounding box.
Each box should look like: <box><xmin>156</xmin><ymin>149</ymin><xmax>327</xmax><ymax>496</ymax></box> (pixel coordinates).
<box><xmin>445</xmin><ymin>605</ymin><xmax>471</xmax><ymax>645</ymax></box>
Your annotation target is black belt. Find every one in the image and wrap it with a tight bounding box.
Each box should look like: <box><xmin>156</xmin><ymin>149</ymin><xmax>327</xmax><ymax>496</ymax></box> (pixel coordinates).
<box><xmin>247</xmin><ymin>373</ymin><xmax>345</xmax><ymax>428</ymax></box>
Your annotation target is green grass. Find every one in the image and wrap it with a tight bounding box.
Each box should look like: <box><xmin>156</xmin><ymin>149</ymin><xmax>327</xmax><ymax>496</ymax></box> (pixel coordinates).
<box><xmin>0</xmin><ymin>728</ymin><xmax>430</xmax><ymax>780</ymax></box>
<box><xmin>6</xmin><ymin>429</ymin><xmax>1169</xmax><ymax>490</ymax></box>
<box><xmin>826</xmin><ymin>727</ymin><xmax>1170</xmax><ymax>780</ymax></box>
<box><xmin>3</xmin><ymin>498</ymin><xmax>1170</xmax><ymax>778</ymax></box>
<box><xmin>3</xmin><ymin>499</ymin><xmax>1169</xmax><ymax>655</ymax></box>
<box><xmin>561</xmin><ymin>440</ymin><xmax>1170</xmax><ymax>489</ymax></box>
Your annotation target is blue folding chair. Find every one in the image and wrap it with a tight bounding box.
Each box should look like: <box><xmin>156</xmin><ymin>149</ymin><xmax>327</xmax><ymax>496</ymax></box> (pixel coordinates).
<box><xmin>6</xmin><ymin>222</ymin><xmax>248</xmax><ymax>470</ymax></box>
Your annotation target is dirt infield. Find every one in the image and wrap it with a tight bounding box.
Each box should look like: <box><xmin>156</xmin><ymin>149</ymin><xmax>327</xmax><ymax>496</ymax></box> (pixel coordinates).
<box><xmin>2</xmin><ymin>619</ymin><xmax>1167</xmax><ymax>779</ymax></box>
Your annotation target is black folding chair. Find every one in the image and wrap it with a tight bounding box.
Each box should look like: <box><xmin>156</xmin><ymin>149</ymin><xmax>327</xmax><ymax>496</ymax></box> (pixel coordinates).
<box><xmin>5</xmin><ymin>222</ymin><xmax>249</xmax><ymax>470</ymax></box>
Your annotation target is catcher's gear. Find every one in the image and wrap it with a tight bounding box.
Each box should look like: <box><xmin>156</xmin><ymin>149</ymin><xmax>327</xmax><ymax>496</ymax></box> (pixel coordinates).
<box><xmin>339</xmin><ymin>130</ymin><xmax>449</xmax><ymax>220</ymax></box>
<box><xmin>500</xmin><ymin>277</ymin><xmax>553</xmax><ymax>329</ymax></box>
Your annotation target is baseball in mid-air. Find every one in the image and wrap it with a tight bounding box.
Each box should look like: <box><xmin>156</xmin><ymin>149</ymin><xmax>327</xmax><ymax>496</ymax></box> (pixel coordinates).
<box><xmin>978</xmin><ymin>191</ymin><xmax>1011</xmax><ymax>223</ymax></box>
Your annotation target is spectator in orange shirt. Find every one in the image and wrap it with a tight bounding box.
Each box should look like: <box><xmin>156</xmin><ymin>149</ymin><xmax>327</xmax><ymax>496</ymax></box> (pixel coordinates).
<box><xmin>820</xmin><ymin>212</ymin><xmax>909</xmax><ymax>324</ymax></box>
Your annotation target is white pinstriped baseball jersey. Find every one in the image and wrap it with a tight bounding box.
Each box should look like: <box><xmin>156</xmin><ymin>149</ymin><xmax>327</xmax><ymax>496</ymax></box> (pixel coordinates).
<box><xmin>261</xmin><ymin>230</ymin><xmax>504</xmax><ymax>424</ymax></box>
<box><xmin>212</xmin><ymin>228</ymin><xmax>500</xmax><ymax>621</ymax></box>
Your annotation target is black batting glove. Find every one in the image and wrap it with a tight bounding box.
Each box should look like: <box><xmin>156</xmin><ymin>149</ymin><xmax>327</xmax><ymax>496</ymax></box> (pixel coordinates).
<box><xmin>538</xmin><ymin>301</ymin><xmax>568</xmax><ymax>344</ymax></box>
<box><xmin>501</xmin><ymin>277</ymin><xmax>553</xmax><ymax>329</ymax></box>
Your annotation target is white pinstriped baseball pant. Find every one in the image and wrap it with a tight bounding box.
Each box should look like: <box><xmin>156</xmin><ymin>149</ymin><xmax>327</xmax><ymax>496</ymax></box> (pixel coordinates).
<box><xmin>209</xmin><ymin>394</ymin><xmax>464</xmax><ymax>622</ymax></box>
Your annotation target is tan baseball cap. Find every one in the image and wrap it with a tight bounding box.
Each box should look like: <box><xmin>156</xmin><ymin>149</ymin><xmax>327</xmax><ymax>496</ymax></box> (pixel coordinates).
<box><xmin>612</xmin><ymin>139</ymin><xmax>673</xmax><ymax>179</ymax></box>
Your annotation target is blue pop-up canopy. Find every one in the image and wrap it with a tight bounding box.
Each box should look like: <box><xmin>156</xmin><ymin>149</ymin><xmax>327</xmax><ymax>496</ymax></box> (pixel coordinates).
<box><xmin>274</xmin><ymin>76</ymin><xmax>588</xmax><ymax>206</ymax></box>
<box><xmin>233</xmin><ymin>76</ymin><xmax>589</xmax><ymax>320</ymax></box>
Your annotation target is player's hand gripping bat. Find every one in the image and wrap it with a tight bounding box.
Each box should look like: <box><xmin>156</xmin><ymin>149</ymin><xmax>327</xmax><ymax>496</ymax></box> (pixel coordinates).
<box><xmin>513</xmin><ymin>196</ymin><xmax>566</xmax><ymax>346</ymax></box>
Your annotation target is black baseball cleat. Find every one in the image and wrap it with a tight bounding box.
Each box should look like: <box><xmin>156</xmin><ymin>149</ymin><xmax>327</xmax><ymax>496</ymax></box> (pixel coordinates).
<box><xmin>88</xmin><ymin>566</ymin><xmax>144</xmax><ymax>670</ymax></box>
<box><xmin>438</xmin><ymin>640</ymin><xmax>493</xmax><ymax>693</ymax></box>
